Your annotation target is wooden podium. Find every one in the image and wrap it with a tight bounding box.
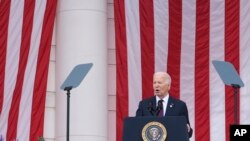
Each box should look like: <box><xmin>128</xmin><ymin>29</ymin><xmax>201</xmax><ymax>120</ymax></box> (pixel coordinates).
<box><xmin>123</xmin><ymin>116</ymin><xmax>189</xmax><ymax>141</ymax></box>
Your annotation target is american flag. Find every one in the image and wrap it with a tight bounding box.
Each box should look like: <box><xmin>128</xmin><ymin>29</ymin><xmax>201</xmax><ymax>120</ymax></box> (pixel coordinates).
<box><xmin>114</xmin><ymin>0</ymin><xmax>250</xmax><ymax>141</ymax></box>
<box><xmin>0</xmin><ymin>0</ymin><xmax>57</xmax><ymax>141</ymax></box>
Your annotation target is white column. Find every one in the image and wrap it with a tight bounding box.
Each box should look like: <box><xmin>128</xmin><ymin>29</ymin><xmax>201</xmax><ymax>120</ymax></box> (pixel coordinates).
<box><xmin>55</xmin><ymin>0</ymin><xmax>107</xmax><ymax>141</ymax></box>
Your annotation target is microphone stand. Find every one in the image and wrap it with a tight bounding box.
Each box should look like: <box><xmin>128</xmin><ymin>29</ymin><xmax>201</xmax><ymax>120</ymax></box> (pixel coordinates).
<box><xmin>148</xmin><ymin>102</ymin><xmax>162</xmax><ymax>116</ymax></box>
<box><xmin>155</xmin><ymin>106</ymin><xmax>161</xmax><ymax>116</ymax></box>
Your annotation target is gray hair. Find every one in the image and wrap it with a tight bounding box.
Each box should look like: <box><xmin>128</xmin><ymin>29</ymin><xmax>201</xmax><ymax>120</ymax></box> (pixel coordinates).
<box><xmin>154</xmin><ymin>72</ymin><xmax>171</xmax><ymax>84</ymax></box>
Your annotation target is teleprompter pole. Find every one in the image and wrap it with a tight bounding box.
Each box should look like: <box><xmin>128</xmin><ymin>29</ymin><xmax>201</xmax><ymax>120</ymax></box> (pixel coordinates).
<box><xmin>64</xmin><ymin>86</ymin><xmax>73</xmax><ymax>141</ymax></box>
<box><xmin>232</xmin><ymin>84</ymin><xmax>240</xmax><ymax>125</ymax></box>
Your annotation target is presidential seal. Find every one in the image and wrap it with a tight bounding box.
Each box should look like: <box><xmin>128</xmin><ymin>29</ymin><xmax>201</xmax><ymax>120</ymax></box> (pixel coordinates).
<box><xmin>141</xmin><ymin>121</ymin><xmax>167</xmax><ymax>141</ymax></box>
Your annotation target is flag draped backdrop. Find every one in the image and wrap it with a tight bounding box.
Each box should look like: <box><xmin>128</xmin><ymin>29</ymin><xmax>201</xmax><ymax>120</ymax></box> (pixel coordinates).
<box><xmin>0</xmin><ymin>0</ymin><xmax>57</xmax><ymax>140</ymax></box>
<box><xmin>115</xmin><ymin>0</ymin><xmax>250</xmax><ymax>141</ymax></box>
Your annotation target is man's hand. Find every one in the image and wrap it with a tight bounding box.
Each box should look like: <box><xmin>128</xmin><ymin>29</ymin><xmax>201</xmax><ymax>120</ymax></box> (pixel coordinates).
<box><xmin>187</xmin><ymin>124</ymin><xmax>191</xmax><ymax>132</ymax></box>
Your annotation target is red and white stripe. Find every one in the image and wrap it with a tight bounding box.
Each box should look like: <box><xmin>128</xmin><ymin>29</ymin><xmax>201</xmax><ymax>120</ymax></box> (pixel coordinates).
<box><xmin>115</xmin><ymin>0</ymin><xmax>250</xmax><ymax>141</ymax></box>
<box><xmin>0</xmin><ymin>0</ymin><xmax>56</xmax><ymax>141</ymax></box>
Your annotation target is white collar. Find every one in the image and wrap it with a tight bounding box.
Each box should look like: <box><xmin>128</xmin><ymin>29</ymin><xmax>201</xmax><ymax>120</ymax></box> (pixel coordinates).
<box><xmin>156</xmin><ymin>94</ymin><xmax>169</xmax><ymax>104</ymax></box>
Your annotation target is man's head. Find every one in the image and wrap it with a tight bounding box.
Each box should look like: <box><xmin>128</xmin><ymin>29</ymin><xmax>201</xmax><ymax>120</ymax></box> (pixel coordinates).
<box><xmin>153</xmin><ymin>72</ymin><xmax>171</xmax><ymax>99</ymax></box>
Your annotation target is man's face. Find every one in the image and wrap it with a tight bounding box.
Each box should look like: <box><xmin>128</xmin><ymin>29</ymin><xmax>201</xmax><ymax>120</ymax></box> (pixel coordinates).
<box><xmin>153</xmin><ymin>73</ymin><xmax>170</xmax><ymax>98</ymax></box>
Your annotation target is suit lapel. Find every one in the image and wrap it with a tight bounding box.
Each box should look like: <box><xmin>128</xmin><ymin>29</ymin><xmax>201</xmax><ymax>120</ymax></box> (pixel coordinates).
<box><xmin>165</xmin><ymin>96</ymin><xmax>175</xmax><ymax>116</ymax></box>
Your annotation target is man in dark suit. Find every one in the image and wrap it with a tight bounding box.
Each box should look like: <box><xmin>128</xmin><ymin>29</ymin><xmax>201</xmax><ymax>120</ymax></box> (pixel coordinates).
<box><xmin>136</xmin><ymin>72</ymin><xmax>193</xmax><ymax>138</ymax></box>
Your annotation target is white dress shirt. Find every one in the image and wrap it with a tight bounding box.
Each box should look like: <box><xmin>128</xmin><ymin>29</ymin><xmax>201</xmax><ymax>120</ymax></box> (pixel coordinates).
<box><xmin>156</xmin><ymin>94</ymin><xmax>169</xmax><ymax>116</ymax></box>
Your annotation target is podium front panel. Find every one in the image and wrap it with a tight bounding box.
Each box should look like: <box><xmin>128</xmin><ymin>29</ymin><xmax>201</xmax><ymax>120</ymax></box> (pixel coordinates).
<box><xmin>123</xmin><ymin>116</ymin><xmax>189</xmax><ymax>141</ymax></box>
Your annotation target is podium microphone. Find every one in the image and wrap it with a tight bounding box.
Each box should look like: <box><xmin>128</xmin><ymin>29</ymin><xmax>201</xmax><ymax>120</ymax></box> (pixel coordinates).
<box><xmin>147</xmin><ymin>102</ymin><xmax>155</xmax><ymax>116</ymax></box>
